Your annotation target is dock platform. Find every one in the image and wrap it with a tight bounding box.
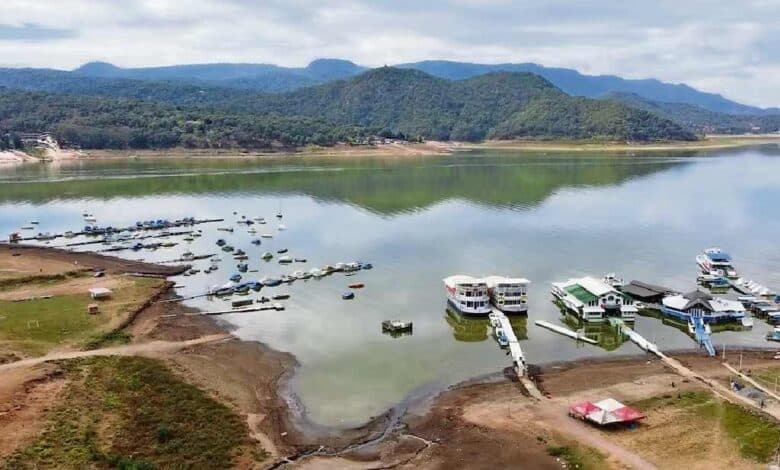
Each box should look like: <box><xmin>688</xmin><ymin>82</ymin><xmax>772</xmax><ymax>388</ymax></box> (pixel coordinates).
<box><xmin>534</xmin><ymin>320</ymin><xmax>598</xmax><ymax>344</ymax></box>
<box><xmin>490</xmin><ymin>309</ymin><xmax>527</xmax><ymax>376</ymax></box>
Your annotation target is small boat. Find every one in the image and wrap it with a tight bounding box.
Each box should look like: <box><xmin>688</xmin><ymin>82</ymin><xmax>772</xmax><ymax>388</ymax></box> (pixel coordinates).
<box><xmin>30</xmin><ymin>221</ymin><xmax>39</xmax><ymax>225</ymax></box>
<box><xmin>222</xmin><ymin>245</ymin><xmax>235</xmax><ymax>252</ymax></box>
<box><xmin>278</xmin><ymin>224</ymin><xmax>287</xmax><ymax>231</ymax></box>
<box><xmin>342</xmin><ymin>291</ymin><xmax>355</xmax><ymax>300</ymax></box>
<box><xmin>276</xmin><ymin>212</ymin><xmax>283</xmax><ymax>219</ymax></box>
<box><xmin>362</xmin><ymin>263</ymin><xmax>373</xmax><ymax>270</ymax></box>
<box><xmin>64</xmin><ymin>231</ymin><xmax>76</xmax><ymax>238</ymax></box>
<box><xmin>187</xmin><ymin>269</ymin><xmax>200</xmax><ymax>275</ymax></box>
<box><xmin>348</xmin><ymin>283</ymin><xmax>365</xmax><ymax>289</ymax></box>
<box><xmin>84</xmin><ymin>216</ymin><xmax>97</xmax><ymax>223</ymax></box>
<box><xmin>272</xmin><ymin>293</ymin><xmax>290</xmax><ymax>300</ymax></box>
<box><xmin>262</xmin><ymin>277</ymin><xmax>282</xmax><ymax>287</ymax></box>
<box><xmin>21</xmin><ymin>226</ymin><xmax>34</xmax><ymax>230</ymax></box>
<box><xmin>250</xmin><ymin>281</ymin><xmax>263</xmax><ymax>291</ymax></box>
<box><xmin>217</xmin><ymin>227</ymin><xmax>234</xmax><ymax>232</ymax></box>
<box><xmin>251</xmin><ymin>239</ymin><xmax>262</xmax><ymax>245</ymax></box>
<box><xmin>278</xmin><ymin>255</ymin><xmax>293</xmax><ymax>264</ymax></box>
<box><xmin>237</xmin><ymin>263</ymin><xmax>248</xmax><ymax>272</ymax></box>
<box><xmin>294</xmin><ymin>258</ymin><xmax>307</xmax><ymax>263</ymax></box>
<box><xmin>234</xmin><ymin>249</ymin><xmax>246</xmax><ymax>256</ymax></box>
<box><xmin>293</xmin><ymin>270</ymin><xmax>311</xmax><ymax>280</ymax></box>
<box><xmin>494</xmin><ymin>327</ymin><xmax>509</xmax><ymax>347</ymax></box>
<box><xmin>247</xmin><ymin>228</ymin><xmax>257</xmax><ymax>234</ymax></box>
<box><xmin>258</xmin><ymin>296</ymin><xmax>270</xmax><ymax>303</ymax></box>
<box><xmin>261</xmin><ymin>233</ymin><xmax>273</xmax><ymax>239</ymax></box>
<box><xmin>234</xmin><ymin>283</ymin><xmax>250</xmax><ymax>294</ymax></box>
<box><xmin>254</xmin><ymin>217</ymin><xmax>265</xmax><ymax>223</ymax></box>
<box><xmin>277</xmin><ymin>248</ymin><xmax>288</xmax><ymax>254</ymax></box>
<box><xmin>216</xmin><ymin>239</ymin><xmax>226</xmax><ymax>246</ymax></box>
<box><xmin>232</xmin><ymin>299</ymin><xmax>254</xmax><ymax>308</ymax></box>
<box><xmin>767</xmin><ymin>327</ymin><xmax>780</xmax><ymax>342</ymax></box>
<box><xmin>233</xmin><ymin>255</ymin><xmax>249</xmax><ymax>260</ymax></box>
<box><xmin>273</xmin><ymin>302</ymin><xmax>285</xmax><ymax>311</ymax></box>
<box><xmin>280</xmin><ymin>274</ymin><xmax>295</xmax><ymax>283</ymax></box>
<box><xmin>230</xmin><ymin>273</ymin><xmax>242</xmax><ymax>282</ymax></box>
<box><xmin>181</xmin><ymin>251</ymin><xmax>195</xmax><ymax>261</ymax></box>
<box><xmin>310</xmin><ymin>268</ymin><xmax>326</xmax><ymax>278</ymax></box>
<box><xmin>261</xmin><ymin>252</ymin><xmax>274</xmax><ymax>260</ymax></box>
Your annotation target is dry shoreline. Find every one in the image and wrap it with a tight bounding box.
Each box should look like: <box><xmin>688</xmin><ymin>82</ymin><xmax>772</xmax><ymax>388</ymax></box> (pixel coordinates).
<box><xmin>2</xmin><ymin>244</ymin><xmax>780</xmax><ymax>469</ymax></box>
<box><xmin>3</xmin><ymin>135</ymin><xmax>779</xmax><ymax>165</ymax></box>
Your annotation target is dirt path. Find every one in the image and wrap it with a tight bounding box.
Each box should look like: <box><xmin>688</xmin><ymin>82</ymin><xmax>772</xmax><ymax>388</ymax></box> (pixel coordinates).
<box><xmin>0</xmin><ymin>334</ymin><xmax>231</xmax><ymax>372</ymax></box>
<box><xmin>534</xmin><ymin>405</ymin><xmax>657</xmax><ymax>470</ymax></box>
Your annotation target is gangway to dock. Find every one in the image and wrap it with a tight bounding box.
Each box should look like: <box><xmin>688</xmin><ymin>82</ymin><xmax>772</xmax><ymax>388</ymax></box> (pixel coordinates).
<box><xmin>691</xmin><ymin>316</ymin><xmax>716</xmax><ymax>356</ymax></box>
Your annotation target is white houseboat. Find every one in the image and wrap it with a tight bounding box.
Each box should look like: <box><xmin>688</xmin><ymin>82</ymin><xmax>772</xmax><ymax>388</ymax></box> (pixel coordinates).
<box><xmin>551</xmin><ymin>276</ymin><xmax>638</xmax><ymax>322</ymax></box>
<box><xmin>443</xmin><ymin>275</ymin><xmax>491</xmax><ymax>316</ymax></box>
<box><xmin>484</xmin><ymin>276</ymin><xmax>530</xmax><ymax>314</ymax></box>
<box><xmin>696</xmin><ymin>247</ymin><xmax>738</xmax><ymax>279</ymax></box>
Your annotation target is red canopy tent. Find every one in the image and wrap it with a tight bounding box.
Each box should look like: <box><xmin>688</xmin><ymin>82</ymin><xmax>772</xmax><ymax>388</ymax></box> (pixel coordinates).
<box><xmin>569</xmin><ymin>398</ymin><xmax>645</xmax><ymax>426</ymax></box>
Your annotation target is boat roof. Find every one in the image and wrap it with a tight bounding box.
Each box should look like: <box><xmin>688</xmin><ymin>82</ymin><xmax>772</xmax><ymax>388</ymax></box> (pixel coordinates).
<box><xmin>444</xmin><ymin>275</ymin><xmax>487</xmax><ymax>286</ymax></box>
<box><xmin>708</xmin><ymin>252</ymin><xmax>732</xmax><ymax>262</ymax></box>
<box><xmin>565</xmin><ymin>284</ymin><xmax>598</xmax><ymax>304</ymax></box>
<box><xmin>483</xmin><ymin>275</ymin><xmax>530</xmax><ymax>286</ymax></box>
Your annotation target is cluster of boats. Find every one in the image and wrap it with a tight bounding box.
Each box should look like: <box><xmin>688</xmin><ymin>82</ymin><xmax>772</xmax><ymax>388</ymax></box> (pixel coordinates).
<box><xmin>443</xmin><ymin>275</ymin><xmax>530</xmax><ymax>316</ymax></box>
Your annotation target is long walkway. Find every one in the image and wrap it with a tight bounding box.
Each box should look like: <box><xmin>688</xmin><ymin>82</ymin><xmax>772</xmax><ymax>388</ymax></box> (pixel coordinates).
<box><xmin>0</xmin><ymin>334</ymin><xmax>231</xmax><ymax>372</ymax></box>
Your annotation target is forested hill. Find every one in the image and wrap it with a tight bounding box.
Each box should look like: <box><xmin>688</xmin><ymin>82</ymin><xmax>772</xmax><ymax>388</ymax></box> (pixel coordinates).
<box><xmin>602</xmin><ymin>92</ymin><xmax>780</xmax><ymax>134</ymax></box>
<box><xmin>0</xmin><ymin>67</ymin><xmax>696</xmax><ymax>150</ymax></box>
<box><xmin>244</xmin><ymin>68</ymin><xmax>696</xmax><ymax>141</ymax></box>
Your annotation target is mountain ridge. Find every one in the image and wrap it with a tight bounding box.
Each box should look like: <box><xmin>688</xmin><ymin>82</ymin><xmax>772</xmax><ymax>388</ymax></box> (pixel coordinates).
<box><xmin>66</xmin><ymin>58</ymin><xmax>776</xmax><ymax>114</ymax></box>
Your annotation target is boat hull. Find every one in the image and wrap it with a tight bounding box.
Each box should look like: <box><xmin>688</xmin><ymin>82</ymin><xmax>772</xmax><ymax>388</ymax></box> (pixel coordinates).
<box><xmin>446</xmin><ymin>299</ymin><xmax>491</xmax><ymax>316</ymax></box>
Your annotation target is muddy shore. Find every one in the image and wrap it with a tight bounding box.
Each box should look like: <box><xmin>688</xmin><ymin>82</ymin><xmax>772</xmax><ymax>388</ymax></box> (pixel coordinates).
<box><xmin>3</xmin><ymin>243</ymin><xmax>780</xmax><ymax>469</ymax></box>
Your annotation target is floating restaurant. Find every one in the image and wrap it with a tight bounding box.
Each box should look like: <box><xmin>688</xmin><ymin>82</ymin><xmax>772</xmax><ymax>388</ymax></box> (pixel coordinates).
<box><xmin>552</xmin><ymin>276</ymin><xmax>638</xmax><ymax>322</ymax></box>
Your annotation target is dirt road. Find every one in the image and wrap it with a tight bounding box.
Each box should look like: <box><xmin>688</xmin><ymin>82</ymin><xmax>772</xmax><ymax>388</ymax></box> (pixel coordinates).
<box><xmin>0</xmin><ymin>334</ymin><xmax>231</xmax><ymax>372</ymax></box>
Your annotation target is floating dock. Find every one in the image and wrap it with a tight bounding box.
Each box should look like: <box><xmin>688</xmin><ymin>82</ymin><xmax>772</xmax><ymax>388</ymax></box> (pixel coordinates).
<box><xmin>534</xmin><ymin>320</ymin><xmax>598</xmax><ymax>345</ymax></box>
<box><xmin>490</xmin><ymin>309</ymin><xmax>527</xmax><ymax>376</ymax></box>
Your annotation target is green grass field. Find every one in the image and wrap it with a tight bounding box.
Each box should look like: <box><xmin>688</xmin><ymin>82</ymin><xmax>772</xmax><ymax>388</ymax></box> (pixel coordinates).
<box><xmin>1</xmin><ymin>356</ymin><xmax>262</xmax><ymax>469</ymax></box>
<box><xmin>0</xmin><ymin>277</ymin><xmax>162</xmax><ymax>356</ymax></box>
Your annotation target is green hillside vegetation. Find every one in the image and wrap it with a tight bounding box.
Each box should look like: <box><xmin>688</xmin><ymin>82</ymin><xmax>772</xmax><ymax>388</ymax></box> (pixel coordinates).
<box><xmin>603</xmin><ymin>92</ymin><xmax>780</xmax><ymax>134</ymax></box>
<box><xmin>0</xmin><ymin>68</ymin><xmax>696</xmax><ymax>150</ymax></box>
<box><xmin>248</xmin><ymin>68</ymin><xmax>696</xmax><ymax>142</ymax></box>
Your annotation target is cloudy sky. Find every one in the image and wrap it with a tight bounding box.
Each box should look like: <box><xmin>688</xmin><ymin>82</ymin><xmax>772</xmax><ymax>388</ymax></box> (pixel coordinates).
<box><xmin>1</xmin><ymin>0</ymin><xmax>779</xmax><ymax>107</ymax></box>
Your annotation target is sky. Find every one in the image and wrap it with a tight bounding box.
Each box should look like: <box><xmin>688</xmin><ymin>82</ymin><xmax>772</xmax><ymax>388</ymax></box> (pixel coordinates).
<box><xmin>1</xmin><ymin>0</ymin><xmax>779</xmax><ymax>107</ymax></box>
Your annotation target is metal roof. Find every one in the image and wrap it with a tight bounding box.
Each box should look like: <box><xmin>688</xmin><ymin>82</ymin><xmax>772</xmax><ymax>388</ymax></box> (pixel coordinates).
<box><xmin>565</xmin><ymin>284</ymin><xmax>598</xmax><ymax>304</ymax></box>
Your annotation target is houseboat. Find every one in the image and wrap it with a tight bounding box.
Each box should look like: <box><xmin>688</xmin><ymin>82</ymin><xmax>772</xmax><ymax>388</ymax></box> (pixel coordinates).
<box><xmin>696</xmin><ymin>247</ymin><xmax>738</xmax><ymax>278</ymax></box>
<box><xmin>483</xmin><ymin>276</ymin><xmax>530</xmax><ymax>314</ymax></box>
<box><xmin>443</xmin><ymin>275</ymin><xmax>491</xmax><ymax>316</ymax></box>
<box><xmin>661</xmin><ymin>290</ymin><xmax>746</xmax><ymax>323</ymax></box>
<box><xmin>551</xmin><ymin>276</ymin><xmax>638</xmax><ymax>322</ymax></box>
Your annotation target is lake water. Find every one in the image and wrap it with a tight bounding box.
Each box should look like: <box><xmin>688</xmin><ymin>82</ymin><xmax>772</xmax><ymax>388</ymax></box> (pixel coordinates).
<box><xmin>1</xmin><ymin>147</ymin><xmax>779</xmax><ymax>427</ymax></box>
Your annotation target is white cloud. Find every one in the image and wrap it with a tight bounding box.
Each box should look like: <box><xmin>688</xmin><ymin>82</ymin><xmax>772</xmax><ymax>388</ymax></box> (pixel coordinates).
<box><xmin>0</xmin><ymin>0</ymin><xmax>779</xmax><ymax>107</ymax></box>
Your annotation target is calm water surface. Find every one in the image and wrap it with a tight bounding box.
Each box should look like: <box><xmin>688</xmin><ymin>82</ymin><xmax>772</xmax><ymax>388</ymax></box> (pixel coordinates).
<box><xmin>1</xmin><ymin>147</ymin><xmax>779</xmax><ymax>427</ymax></box>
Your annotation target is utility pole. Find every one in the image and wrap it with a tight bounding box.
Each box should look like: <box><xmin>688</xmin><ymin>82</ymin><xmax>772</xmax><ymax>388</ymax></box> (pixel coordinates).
<box><xmin>722</xmin><ymin>344</ymin><xmax>726</xmax><ymax>361</ymax></box>
<box><xmin>739</xmin><ymin>352</ymin><xmax>743</xmax><ymax>371</ymax></box>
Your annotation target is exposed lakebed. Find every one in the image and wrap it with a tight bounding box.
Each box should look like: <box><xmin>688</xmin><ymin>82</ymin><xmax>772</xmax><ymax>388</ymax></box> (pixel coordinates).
<box><xmin>1</xmin><ymin>147</ymin><xmax>779</xmax><ymax>427</ymax></box>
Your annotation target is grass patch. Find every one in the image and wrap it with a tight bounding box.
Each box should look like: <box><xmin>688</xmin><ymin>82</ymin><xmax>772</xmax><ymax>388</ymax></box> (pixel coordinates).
<box><xmin>83</xmin><ymin>330</ymin><xmax>133</xmax><ymax>350</ymax></box>
<box><xmin>546</xmin><ymin>443</ymin><xmax>606</xmax><ymax>469</ymax></box>
<box><xmin>0</xmin><ymin>277</ymin><xmax>162</xmax><ymax>356</ymax></box>
<box><xmin>0</xmin><ymin>271</ymin><xmax>85</xmax><ymax>291</ymax></box>
<box><xmin>632</xmin><ymin>391</ymin><xmax>780</xmax><ymax>462</ymax></box>
<box><xmin>1</xmin><ymin>356</ymin><xmax>261</xmax><ymax>469</ymax></box>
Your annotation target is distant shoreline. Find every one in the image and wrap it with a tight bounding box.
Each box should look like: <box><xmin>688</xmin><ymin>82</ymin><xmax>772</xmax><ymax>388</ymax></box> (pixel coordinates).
<box><xmin>3</xmin><ymin>135</ymin><xmax>778</xmax><ymax>165</ymax></box>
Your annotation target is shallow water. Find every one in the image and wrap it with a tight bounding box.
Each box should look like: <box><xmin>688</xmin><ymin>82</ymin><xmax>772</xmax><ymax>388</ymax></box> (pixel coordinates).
<box><xmin>1</xmin><ymin>147</ymin><xmax>779</xmax><ymax>427</ymax></box>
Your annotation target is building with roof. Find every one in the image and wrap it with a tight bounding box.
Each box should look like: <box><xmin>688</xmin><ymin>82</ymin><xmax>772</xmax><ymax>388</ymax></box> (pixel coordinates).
<box><xmin>569</xmin><ymin>398</ymin><xmax>645</xmax><ymax>426</ymax></box>
<box><xmin>552</xmin><ymin>276</ymin><xmax>638</xmax><ymax>322</ymax></box>
<box><xmin>620</xmin><ymin>280</ymin><xmax>677</xmax><ymax>304</ymax></box>
<box><xmin>661</xmin><ymin>290</ymin><xmax>746</xmax><ymax>323</ymax></box>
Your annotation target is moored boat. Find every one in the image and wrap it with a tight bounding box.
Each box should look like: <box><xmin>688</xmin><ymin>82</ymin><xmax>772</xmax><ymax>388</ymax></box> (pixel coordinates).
<box><xmin>484</xmin><ymin>276</ymin><xmax>530</xmax><ymax>314</ymax></box>
<box><xmin>696</xmin><ymin>247</ymin><xmax>738</xmax><ymax>279</ymax></box>
<box><xmin>443</xmin><ymin>275</ymin><xmax>491</xmax><ymax>316</ymax></box>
